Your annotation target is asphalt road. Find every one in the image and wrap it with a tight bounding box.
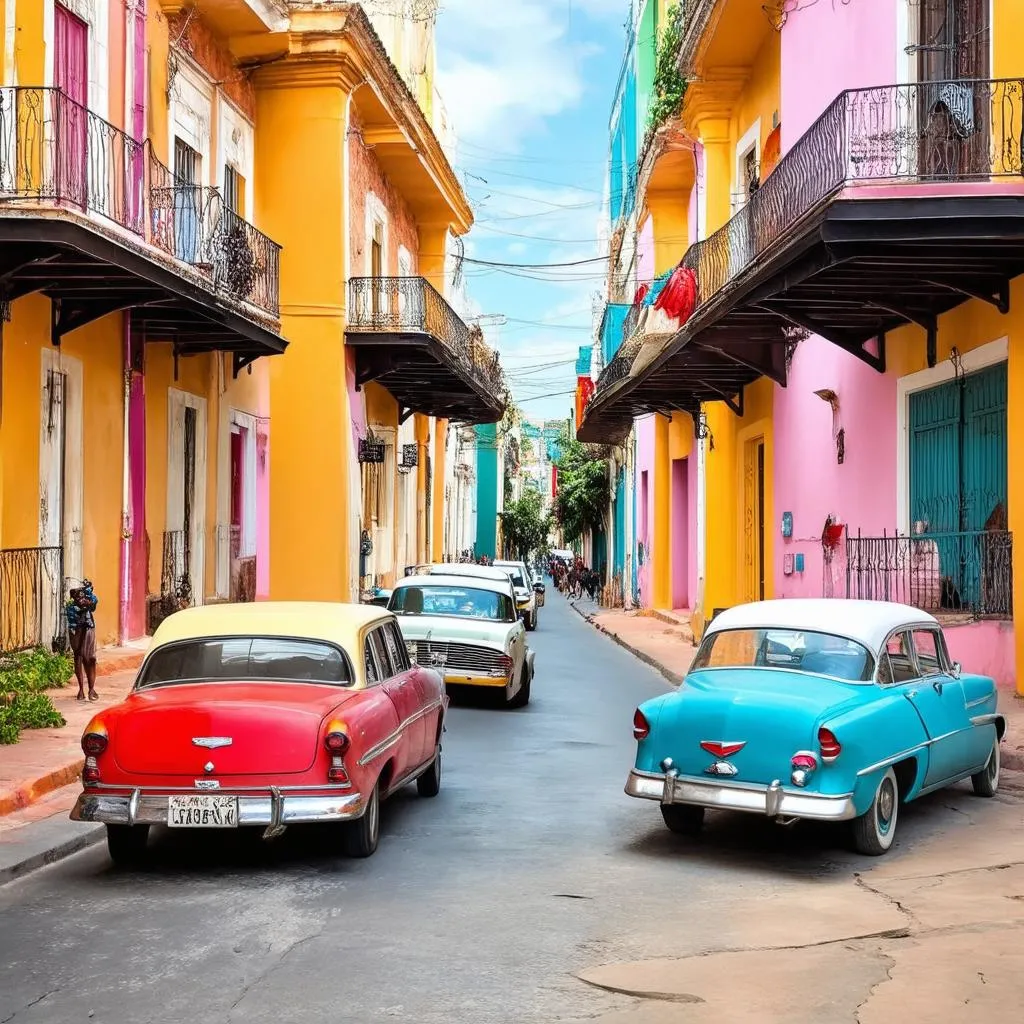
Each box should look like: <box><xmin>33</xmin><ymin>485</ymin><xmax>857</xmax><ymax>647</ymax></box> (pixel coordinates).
<box><xmin>0</xmin><ymin>591</ymin><xmax>1011</xmax><ymax>1024</ymax></box>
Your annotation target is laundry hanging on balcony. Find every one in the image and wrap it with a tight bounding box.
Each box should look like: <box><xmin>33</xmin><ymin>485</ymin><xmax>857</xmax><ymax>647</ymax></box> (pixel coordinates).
<box><xmin>640</xmin><ymin>267</ymin><xmax>698</xmax><ymax>334</ymax></box>
<box><xmin>632</xmin><ymin>282</ymin><xmax>649</xmax><ymax>305</ymax></box>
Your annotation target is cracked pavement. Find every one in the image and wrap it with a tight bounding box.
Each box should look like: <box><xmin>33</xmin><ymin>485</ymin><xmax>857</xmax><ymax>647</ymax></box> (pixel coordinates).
<box><xmin>1</xmin><ymin>593</ymin><xmax>1023</xmax><ymax>1023</ymax></box>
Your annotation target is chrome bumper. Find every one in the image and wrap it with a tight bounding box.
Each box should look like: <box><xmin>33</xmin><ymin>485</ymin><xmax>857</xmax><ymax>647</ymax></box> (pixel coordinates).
<box><xmin>625</xmin><ymin>769</ymin><xmax>856</xmax><ymax>822</ymax></box>
<box><xmin>71</xmin><ymin>788</ymin><xmax>366</xmax><ymax>827</ymax></box>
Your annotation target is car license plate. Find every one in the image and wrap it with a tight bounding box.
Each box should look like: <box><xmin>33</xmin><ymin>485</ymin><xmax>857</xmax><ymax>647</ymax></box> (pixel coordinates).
<box><xmin>167</xmin><ymin>794</ymin><xmax>238</xmax><ymax>828</ymax></box>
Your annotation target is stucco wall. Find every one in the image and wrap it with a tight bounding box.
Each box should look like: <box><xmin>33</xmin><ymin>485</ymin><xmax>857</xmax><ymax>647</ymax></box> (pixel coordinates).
<box><xmin>348</xmin><ymin>108</ymin><xmax>421</xmax><ymax>278</ymax></box>
<box><xmin>635</xmin><ymin>416</ymin><xmax>656</xmax><ymax>605</ymax></box>
<box><xmin>636</xmin><ymin>214</ymin><xmax>655</xmax><ymax>288</ymax></box>
<box><xmin>780</xmin><ymin>0</ymin><xmax>897</xmax><ymax>147</ymax></box>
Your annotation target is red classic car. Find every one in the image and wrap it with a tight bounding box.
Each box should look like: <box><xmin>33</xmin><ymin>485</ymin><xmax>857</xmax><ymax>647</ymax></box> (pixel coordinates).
<box><xmin>70</xmin><ymin>602</ymin><xmax>448</xmax><ymax>864</ymax></box>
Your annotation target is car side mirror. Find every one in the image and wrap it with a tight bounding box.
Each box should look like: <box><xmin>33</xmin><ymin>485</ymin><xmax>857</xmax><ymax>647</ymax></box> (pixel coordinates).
<box><xmin>951</xmin><ymin>661</ymin><xmax>962</xmax><ymax>679</ymax></box>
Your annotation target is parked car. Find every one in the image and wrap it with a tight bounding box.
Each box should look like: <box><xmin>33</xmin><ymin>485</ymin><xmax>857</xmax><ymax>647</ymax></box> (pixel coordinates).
<box><xmin>71</xmin><ymin>603</ymin><xmax>447</xmax><ymax>865</ymax></box>
<box><xmin>626</xmin><ymin>599</ymin><xmax>1005</xmax><ymax>855</ymax></box>
<box><xmin>493</xmin><ymin>559</ymin><xmax>541</xmax><ymax>630</ymax></box>
<box><xmin>389</xmin><ymin>573</ymin><xmax>534</xmax><ymax>708</ymax></box>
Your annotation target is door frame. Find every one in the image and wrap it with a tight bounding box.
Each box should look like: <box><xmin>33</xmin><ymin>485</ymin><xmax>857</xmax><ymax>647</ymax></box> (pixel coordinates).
<box><xmin>738</xmin><ymin>426</ymin><xmax>768</xmax><ymax>605</ymax></box>
<box><xmin>167</xmin><ymin>387</ymin><xmax>208</xmax><ymax>606</ymax></box>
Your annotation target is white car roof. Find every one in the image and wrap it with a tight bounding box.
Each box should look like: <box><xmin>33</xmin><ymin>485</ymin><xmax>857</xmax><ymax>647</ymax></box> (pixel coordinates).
<box><xmin>413</xmin><ymin>563</ymin><xmax>512</xmax><ymax>582</ymax></box>
<box><xmin>393</xmin><ymin>574</ymin><xmax>514</xmax><ymax>596</ymax></box>
<box><xmin>704</xmin><ymin>599</ymin><xmax>940</xmax><ymax>654</ymax></box>
<box><xmin>493</xmin><ymin>560</ymin><xmax>528</xmax><ymax>572</ymax></box>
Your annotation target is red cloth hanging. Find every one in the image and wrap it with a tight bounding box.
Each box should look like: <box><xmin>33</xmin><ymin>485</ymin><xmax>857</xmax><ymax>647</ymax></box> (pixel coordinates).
<box><xmin>633</xmin><ymin>283</ymin><xmax>650</xmax><ymax>305</ymax></box>
<box><xmin>654</xmin><ymin>267</ymin><xmax>698</xmax><ymax>323</ymax></box>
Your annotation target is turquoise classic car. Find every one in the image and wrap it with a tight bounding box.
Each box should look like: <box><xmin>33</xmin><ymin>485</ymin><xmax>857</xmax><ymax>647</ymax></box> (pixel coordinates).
<box><xmin>626</xmin><ymin>599</ymin><xmax>1006</xmax><ymax>855</ymax></box>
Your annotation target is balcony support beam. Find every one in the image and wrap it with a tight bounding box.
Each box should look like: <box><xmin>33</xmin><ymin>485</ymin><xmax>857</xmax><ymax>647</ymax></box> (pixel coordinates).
<box><xmin>921</xmin><ymin>276</ymin><xmax>1010</xmax><ymax>315</ymax></box>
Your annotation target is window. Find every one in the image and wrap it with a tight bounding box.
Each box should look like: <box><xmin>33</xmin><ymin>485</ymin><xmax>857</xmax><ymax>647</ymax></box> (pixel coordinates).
<box><xmin>387</xmin><ymin>621</ymin><xmax>410</xmax><ymax>671</ymax></box>
<box><xmin>173</xmin><ymin>137</ymin><xmax>201</xmax><ymax>262</ymax></box>
<box><xmin>369</xmin><ymin>628</ymin><xmax>392</xmax><ymax>678</ymax></box>
<box><xmin>882</xmin><ymin>631</ymin><xmax>918</xmax><ymax>684</ymax></box>
<box><xmin>139</xmin><ymin>637</ymin><xmax>352</xmax><ymax>687</ymax></box>
<box><xmin>223</xmin><ymin>165</ymin><xmax>244</xmax><ymax>216</ymax></box>
<box><xmin>390</xmin><ymin>585</ymin><xmax>514</xmax><ymax>622</ymax></box>
<box><xmin>364</xmin><ymin>636</ymin><xmax>381</xmax><ymax>684</ymax></box>
<box><xmin>690</xmin><ymin>628</ymin><xmax>874</xmax><ymax>682</ymax></box>
<box><xmin>912</xmin><ymin>628</ymin><xmax>945</xmax><ymax>676</ymax></box>
<box><xmin>379</xmin><ymin>622</ymin><xmax>404</xmax><ymax>675</ymax></box>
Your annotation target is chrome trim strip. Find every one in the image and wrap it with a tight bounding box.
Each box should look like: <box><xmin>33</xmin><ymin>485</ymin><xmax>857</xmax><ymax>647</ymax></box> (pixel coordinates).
<box><xmin>625</xmin><ymin>769</ymin><xmax>855</xmax><ymax>821</ymax></box>
<box><xmin>72</xmin><ymin>791</ymin><xmax>365</xmax><ymax>827</ymax></box>
<box><xmin>970</xmin><ymin>713</ymin><xmax>1000</xmax><ymax>726</ymax></box>
<box><xmin>965</xmin><ymin>695</ymin><xmax>990</xmax><ymax>710</ymax></box>
<box><xmin>89</xmin><ymin>782</ymin><xmax>356</xmax><ymax>793</ymax></box>
<box><xmin>857</xmin><ymin>743</ymin><xmax>929</xmax><ymax>777</ymax></box>
<box><xmin>357</xmin><ymin>699</ymin><xmax>443</xmax><ymax>767</ymax></box>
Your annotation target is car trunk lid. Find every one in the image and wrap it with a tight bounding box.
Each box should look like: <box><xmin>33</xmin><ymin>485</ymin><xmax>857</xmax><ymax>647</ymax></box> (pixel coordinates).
<box><xmin>111</xmin><ymin>683</ymin><xmax>358</xmax><ymax>776</ymax></box>
<box><xmin>655</xmin><ymin>670</ymin><xmax>865</xmax><ymax>785</ymax></box>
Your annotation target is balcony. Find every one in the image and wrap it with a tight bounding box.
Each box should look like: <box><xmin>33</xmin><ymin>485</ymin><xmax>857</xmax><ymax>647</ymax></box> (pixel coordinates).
<box><xmin>846</xmin><ymin>530</ymin><xmax>1012</xmax><ymax>620</ymax></box>
<box><xmin>346</xmin><ymin>277</ymin><xmax>507</xmax><ymax>424</ymax></box>
<box><xmin>0</xmin><ymin>87</ymin><xmax>284</xmax><ymax>369</ymax></box>
<box><xmin>581</xmin><ymin>78</ymin><xmax>1024</xmax><ymax>442</ymax></box>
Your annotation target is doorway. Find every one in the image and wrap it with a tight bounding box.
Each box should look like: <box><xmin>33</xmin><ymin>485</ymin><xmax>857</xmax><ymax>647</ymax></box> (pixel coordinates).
<box><xmin>671</xmin><ymin>457</ymin><xmax>688</xmax><ymax>609</ymax></box>
<box><xmin>743</xmin><ymin>437</ymin><xmax>766</xmax><ymax>603</ymax></box>
<box><xmin>167</xmin><ymin>389</ymin><xmax>207</xmax><ymax>607</ymax></box>
<box><xmin>54</xmin><ymin>3</ymin><xmax>88</xmax><ymax>209</ymax></box>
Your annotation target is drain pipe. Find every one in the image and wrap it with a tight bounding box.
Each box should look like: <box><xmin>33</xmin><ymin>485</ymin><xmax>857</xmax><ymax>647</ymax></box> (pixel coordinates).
<box><xmin>118</xmin><ymin>315</ymin><xmax>132</xmax><ymax>646</ymax></box>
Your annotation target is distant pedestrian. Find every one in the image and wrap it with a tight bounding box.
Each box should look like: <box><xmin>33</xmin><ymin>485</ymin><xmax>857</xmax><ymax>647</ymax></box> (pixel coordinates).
<box><xmin>67</xmin><ymin>580</ymin><xmax>99</xmax><ymax>701</ymax></box>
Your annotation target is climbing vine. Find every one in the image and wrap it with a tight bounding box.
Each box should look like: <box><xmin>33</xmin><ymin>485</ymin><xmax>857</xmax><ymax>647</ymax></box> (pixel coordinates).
<box><xmin>645</xmin><ymin>3</ymin><xmax>688</xmax><ymax>141</ymax></box>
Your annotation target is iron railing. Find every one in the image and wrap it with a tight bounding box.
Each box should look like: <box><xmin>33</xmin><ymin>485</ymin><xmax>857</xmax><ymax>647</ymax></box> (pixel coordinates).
<box><xmin>0</xmin><ymin>546</ymin><xmax>64</xmax><ymax>653</ymax></box>
<box><xmin>846</xmin><ymin>529</ymin><xmax>1012</xmax><ymax>618</ymax></box>
<box><xmin>679</xmin><ymin>78</ymin><xmax>1024</xmax><ymax>321</ymax></box>
<box><xmin>347</xmin><ymin>276</ymin><xmax>506</xmax><ymax>397</ymax></box>
<box><xmin>0</xmin><ymin>86</ymin><xmax>281</xmax><ymax>318</ymax></box>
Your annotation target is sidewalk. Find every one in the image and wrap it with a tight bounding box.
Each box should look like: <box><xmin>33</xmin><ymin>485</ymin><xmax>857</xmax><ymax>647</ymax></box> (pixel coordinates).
<box><xmin>568</xmin><ymin>596</ymin><xmax>1024</xmax><ymax>770</ymax></box>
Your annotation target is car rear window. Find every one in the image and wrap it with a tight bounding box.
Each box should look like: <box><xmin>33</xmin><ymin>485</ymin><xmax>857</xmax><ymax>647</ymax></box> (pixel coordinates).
<box><xmin>690</xmin><ymin>628</ymin><xmax>874</xmax><ymax>682</ymax></box>
<box><xmin>389</xmin><ymin>585</ymin><xmax>514</xmax><ymax>622</ymax></box>
<box><xmin>138</xmin><ymin>637</ymin><xmax>352</xmax><ymax>687</ymax></box>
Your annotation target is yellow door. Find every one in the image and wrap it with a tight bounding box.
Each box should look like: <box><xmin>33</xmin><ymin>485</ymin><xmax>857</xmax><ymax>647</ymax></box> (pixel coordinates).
<box><xmin>743</xmin><ymin>437</ymin><xmax>766</xmax><ymax>603</ymax></box>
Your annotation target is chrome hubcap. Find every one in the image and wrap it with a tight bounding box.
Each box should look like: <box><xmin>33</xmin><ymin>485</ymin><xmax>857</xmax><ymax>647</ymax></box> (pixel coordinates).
<box><xmin>877</xmin><ymin>779</ymin><xmax>895</xmax><ymax>835</ymax></box>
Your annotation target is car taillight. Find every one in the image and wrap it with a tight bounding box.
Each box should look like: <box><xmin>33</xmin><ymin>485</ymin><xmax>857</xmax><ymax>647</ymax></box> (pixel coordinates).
<box><xmin>633</xmin><ymin>708</ymin><xmax>650</xmax><ymax>741</ymax></box>
<box><xmin>324</xmin><ymin>730</ymin><xmax>350</xmax><ymax>755</ymax></box>
<box><xmin>818</xmin><ymin>728</ymin><xmax>841</xmax><ymax>762</ymax></box>
<box><xmin>82</xmin><ymin>758</ymin><xmax>101</xmax><ymax>784</ymax></box>
<box><xmin>82</xmin><ymin>729</ymin><xmax>107</xmax><ymax>756</ymax></box>
<box><xmin>791</xmin><ymin>751</ymin><xmax>818</xmax><ymax>787</ymax></box>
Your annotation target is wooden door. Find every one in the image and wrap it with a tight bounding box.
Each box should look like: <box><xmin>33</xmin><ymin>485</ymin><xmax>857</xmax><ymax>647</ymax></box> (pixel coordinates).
<box><xmin>54</xmin><ymin>3</ymin><xmax>88</xmax><ymax>208</ymax></box>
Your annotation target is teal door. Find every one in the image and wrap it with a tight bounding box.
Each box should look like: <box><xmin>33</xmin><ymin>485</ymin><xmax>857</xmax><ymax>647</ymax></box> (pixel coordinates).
<box><xmin>908</xmin><ymin>361</ymin><xmax>1007</xmax><ymax>609</ymax></box>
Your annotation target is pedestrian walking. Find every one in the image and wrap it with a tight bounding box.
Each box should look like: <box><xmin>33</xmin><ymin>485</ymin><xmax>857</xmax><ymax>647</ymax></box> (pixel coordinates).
<box><xmin>66</xmin><ymin>579</ymin><xmax>99</xmax><ymax>702</ymax></box>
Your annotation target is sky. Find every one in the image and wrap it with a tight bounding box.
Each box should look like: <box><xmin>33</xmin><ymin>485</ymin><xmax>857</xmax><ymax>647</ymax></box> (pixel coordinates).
<box><xmin>435</xmin><ymin>0</ymin><xmax>630</xmax><ymax>423</ymax></box>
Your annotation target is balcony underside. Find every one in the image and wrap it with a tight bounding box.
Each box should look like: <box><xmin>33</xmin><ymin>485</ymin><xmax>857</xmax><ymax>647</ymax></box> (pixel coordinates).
<box><xmin>0</xmin><ymin>215</ymin><xmax>286</xmax><ymax>369</ymax></box>
<box><xmin>346</xmin><ymin>331</ymin><xmax>506</xmax><ymax>424</ymax></box>
<box><xmin>579</xmin><ymin>193</ymin><xmax>1024</xmax><ymax>443</ymax></box>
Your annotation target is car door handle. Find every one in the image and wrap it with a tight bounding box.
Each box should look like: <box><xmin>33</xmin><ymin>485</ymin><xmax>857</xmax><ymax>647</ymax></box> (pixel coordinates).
<box><xmin>933</xmin><ymin>679</ymin><xmax>944</xmax><ymax>695</ymax></box>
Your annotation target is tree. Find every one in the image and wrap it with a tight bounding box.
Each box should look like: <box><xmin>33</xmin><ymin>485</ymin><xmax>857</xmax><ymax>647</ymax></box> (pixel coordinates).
<box><xmin>499</xmin><ymin>490</ymin><xmax>550</xmax><ymax>561</ymax></box>
<box><xmin>552</xmin><ymin>435</ymin><xmax>610</xmax><ymax>546</ymax></box>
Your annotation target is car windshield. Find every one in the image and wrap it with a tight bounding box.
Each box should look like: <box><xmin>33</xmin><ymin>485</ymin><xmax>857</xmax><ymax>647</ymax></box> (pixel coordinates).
<box><xmin>137</xmin><ymin>637</ymin><xmax>352</xmax><ymax>687</ymax></box>
<box><xmin>690</xmin><ymin>628</ymin><xmax>874</xmax><ymax>682</ymax></box>
<box><xmin>497</xmin><ymin>565</ymin><xmax>526</xmax><ymax>588</ymax></box>
<box><xmin>389</xmin><ymin>585</ymin><xmax>513</xmax><ymax>622</ymax></box>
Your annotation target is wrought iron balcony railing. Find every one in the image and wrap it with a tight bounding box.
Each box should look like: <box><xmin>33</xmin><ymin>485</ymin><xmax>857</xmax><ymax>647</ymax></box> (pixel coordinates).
<box><xmin>846</xmin><ymin>529</ymin><xmax>1012</xmax><ymax>619</ymax></box>
<box><xmin>0</xmin><ymin>546</ymin><xmax>64</xmax><ymax>653</ymax></box>
<box><xmin>680</xmin><ymin>78</ymin><xmax>1024</xmax><ymax>324</ymax></box>
<box><xmin>0</xmin><ymin>87</ymin><xmax>280</xmax><ymax>317</ymax></box>
<box><xmin>347</xmin><ymin>276</ymin><xmax>506</xmax><ymax>397</ymax></box>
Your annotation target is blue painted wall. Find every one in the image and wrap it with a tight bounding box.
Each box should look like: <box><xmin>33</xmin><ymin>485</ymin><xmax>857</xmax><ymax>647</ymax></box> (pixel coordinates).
<box><xmin>600</xmin><ymin>303</ymin><xmax>631</xmax><ymax>365</ymax></box>
<box><xmin>474</xmin><ymin>422</ymin><xmax>499</xmax><ymax>560</ymax></box>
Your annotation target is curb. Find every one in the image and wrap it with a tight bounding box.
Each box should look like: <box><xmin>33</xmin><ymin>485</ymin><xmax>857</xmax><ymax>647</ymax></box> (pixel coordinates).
<box><xmin>0</xmin><ymin>820</ymin><xmax>103</xmax><ymax>887</ymax></box>
<box><xmin>568</xmin><ymin>599</ymin><xmax>684</xmax><ymax>687</ymax></box>
<box><xmin>1004</xmin><ymin>746</ymin><xmax>1024</xmax><ymax>773</ymax></box>
<box><xmin>0</xmin><ymin>760</ymin><xmax>84</xmax><ymax>818</ymax></box>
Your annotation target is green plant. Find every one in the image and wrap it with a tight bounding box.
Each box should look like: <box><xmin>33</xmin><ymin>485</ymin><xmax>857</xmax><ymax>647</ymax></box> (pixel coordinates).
<box><xmin>500</xmin><ymin>490</ymin><xmax>552</xmax><ymax>561</ymax></box>
<box><xmin>553</xmin><ymin>435</ymin><xmax>610</xmax><ymax>546</ymax></box>
<box><xmin>645</xmin><ymin>3</ymin><xmax>688</xmax><ymax>142</ymax></box>
<box><xmin>0</xmin><ymin>647</ymin><xmax>72</xmax><ymax>744</ymax></box>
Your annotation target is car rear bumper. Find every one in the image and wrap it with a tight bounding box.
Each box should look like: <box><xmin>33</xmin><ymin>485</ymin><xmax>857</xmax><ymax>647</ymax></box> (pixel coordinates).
<box><xmin>444</xmin><ymin>672</ymin><xmax>509</xmax><ymax>688</ymax></box>
<box><xmin>625</xmin><ymin>769</ymin><xmax>856</xmax><ymax>822</ymax></box>
<box><xmin>70</xmin><ymin>788</ymin><xmax>366</xmax><ymax>827</ymax></box>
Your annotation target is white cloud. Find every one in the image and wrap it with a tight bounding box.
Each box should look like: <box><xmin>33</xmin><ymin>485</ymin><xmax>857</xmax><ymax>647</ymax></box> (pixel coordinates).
<box><xmin>436</xmin><ymin>0</ymin><xmax>623</xmax><ymax>152</ymax></box>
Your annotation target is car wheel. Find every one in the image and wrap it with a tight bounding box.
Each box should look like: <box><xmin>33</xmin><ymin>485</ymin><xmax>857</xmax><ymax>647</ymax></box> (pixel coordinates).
<box><xmin>661</xmin><ymin>804</ymin><xmax>705</xmax><ymax>837</ymax></box>
<box><xmin>971</xmin><ymin>735</ymin><xmax>1001</xmax><ymax>797</ymax></box>
<box><xmin>106</xmin><ymin>824</ymin><xmax>150</xmax><ymax>867</ymax></box>
<box><xmin>852</xmin><ymin>766</ymin><xmax>899</xmax><ymax>856</ymax></box>
<box><xmin>507</xmin><ymin>664</ymin><xmax>531</xmax><ymax>708</ymax></box>
<box><xmin>417</xmin><ymin>744</ymin><xmax>442</xmax><ymax>798</ymax></box>
<box><xmin>343</xmin><ymin>780</ymin><xmax>380</xmax><ymax>858</ymax></box>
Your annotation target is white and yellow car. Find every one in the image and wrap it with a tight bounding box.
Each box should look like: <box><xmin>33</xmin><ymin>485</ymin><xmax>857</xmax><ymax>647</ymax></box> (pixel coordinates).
<box><xmin>389</xmin><ymin>573</ymin><xmax>534</xmax><ymax>708</ymax></box>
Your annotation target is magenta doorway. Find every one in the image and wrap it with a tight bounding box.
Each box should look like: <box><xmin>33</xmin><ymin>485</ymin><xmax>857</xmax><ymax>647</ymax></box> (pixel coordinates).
<box><xmin>671</xmin><ymin>457</ymin><xmax>688</xmax><ymax>609</ymax></box>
